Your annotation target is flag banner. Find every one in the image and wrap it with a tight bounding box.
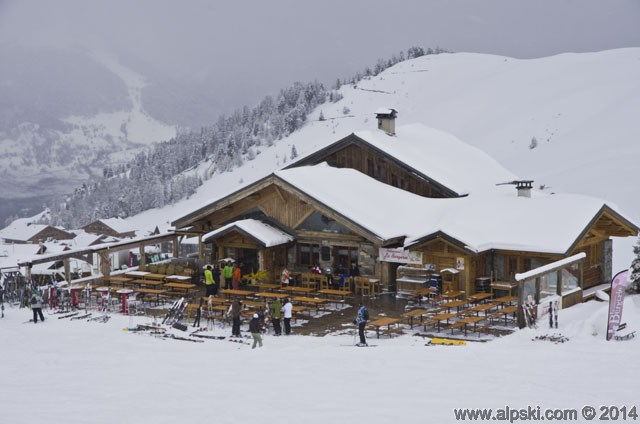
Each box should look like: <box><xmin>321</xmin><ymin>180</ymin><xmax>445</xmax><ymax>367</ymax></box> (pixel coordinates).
<box><xmin>606</xmin><ymin>270</ymin><xmax>629</xmax><ymax>341</ymax></box>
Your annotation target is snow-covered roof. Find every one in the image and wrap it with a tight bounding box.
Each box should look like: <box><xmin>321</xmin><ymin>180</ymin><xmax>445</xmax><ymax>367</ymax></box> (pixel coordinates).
<box><xmin>275</xmin><ymin>163</ymin><xmax>636</xmax><ymax>255</ymax></box>
<box><xmin>353</xmin><ymin>123</ymin><xmax>518</xmax><ymax>195</ymax></box>
<box><xmin>203</xmin><ymin>219</ymin><xmax>294</xmax><ymax>248</ymax></box>
<box><xmin>99</xmin><ymin>218</ymin><xmax>134</xmax><ymax>234</ymax></box>
<box><xmin>0</xmin><ymin>222</ymin><xmax>49</xmax><ymax>242</ymax></box>
<box><xmin>375</xmin><ymin>107</ymin><xmax>397</xmax><ymax>116</ymax></box>
<box><xmin>0</xmin><ymin>243</ymin><xmax>41</xmax><ymax>269</ymax></box>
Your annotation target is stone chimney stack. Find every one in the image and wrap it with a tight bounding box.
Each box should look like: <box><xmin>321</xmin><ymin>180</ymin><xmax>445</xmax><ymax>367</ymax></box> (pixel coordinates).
<box><xmin>515</xmin><ymin>180</ymin><xmax>533</xmax><ymax>198</ymax></box>
<box><xmin>375</xmin><ymin>108</ymin><xmax>398</xmax><ymax>136</ymax></box>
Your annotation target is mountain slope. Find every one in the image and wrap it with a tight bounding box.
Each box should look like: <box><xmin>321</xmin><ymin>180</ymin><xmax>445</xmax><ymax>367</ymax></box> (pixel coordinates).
<box><xmin>0</xmin><ymin>44</ymin><xmax>176</xmax><ymax>211</ymax></box>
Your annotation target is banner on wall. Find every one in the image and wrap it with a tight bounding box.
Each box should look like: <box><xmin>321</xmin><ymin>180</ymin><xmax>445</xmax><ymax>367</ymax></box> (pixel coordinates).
<box><xmin>379</xmin><ymin>248</ymin><xmax>423</xmax><ymax>265</ymax></box>
<box><xmin>606</xmin><ymin>269</ymin><xmax>629</xmax><ymax>341</ymax></box>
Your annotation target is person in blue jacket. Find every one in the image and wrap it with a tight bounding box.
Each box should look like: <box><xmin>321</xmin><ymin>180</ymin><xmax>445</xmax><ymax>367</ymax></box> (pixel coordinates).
<box><xmin>355</xmin><ymin>302</ymin><xmax>369</xmax><ymax>346</ymax></box>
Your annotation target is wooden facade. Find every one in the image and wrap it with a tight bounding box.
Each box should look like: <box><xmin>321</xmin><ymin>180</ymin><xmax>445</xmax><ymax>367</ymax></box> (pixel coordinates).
<box><xmin>82</xmin><ymin>220</ymin><xmax>136</xmax><ymax>238</ymax></box>
<box><xmin>286</xmin><ymin>134</ymin><xmax>459</xmax><ymax>198</ymax></box>
<box><xmin>407</xmin><ymin>206</ymin><xmax>637</xmax><ymax>298</ymax></box>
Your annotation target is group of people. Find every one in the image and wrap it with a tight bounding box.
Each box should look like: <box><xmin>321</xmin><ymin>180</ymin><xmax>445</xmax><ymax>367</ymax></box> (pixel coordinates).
<box><xmin>203</xmin><ymin>261</ymin><xmax>243</xmax><ymax>296</ymax></box>
<box><xmin>201</xmin><ymin>260</ymin><xmax>369</xmax><ymax>348</ymax></box>
<box><xmin>223</xmin><ymin>296</ymin><xmax>293</xmax><ymax>349</ymax></box>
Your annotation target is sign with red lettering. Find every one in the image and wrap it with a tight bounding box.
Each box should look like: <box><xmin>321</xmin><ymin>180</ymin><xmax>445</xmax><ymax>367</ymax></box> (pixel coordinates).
<box><xmin>379</xmin><ymin>248</ymin><xmax>422</xmax><ymax>265</ymax></box>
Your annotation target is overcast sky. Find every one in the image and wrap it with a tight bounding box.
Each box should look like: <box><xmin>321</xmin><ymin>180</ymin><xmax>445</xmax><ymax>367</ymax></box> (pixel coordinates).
<box><xmin>1</xmin><ymin>0</ymin><xmax>639</xmax><ymax>117</ymax></box>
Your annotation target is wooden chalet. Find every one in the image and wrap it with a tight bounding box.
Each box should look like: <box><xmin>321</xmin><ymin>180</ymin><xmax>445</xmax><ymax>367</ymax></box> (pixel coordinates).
<box><xmin>172</xmin><ymin>112</ymin><xmax>639</xmax><ymax>307</ymax></box>
<box><xmin>82</xmin><ymin>218</ymin><xmax>136</xmax><ymax>238</ymax></box>
<box><xmin>0</xmin><ymin>223</ymin><xmax>75</xmax><ymax>245</ymax></box>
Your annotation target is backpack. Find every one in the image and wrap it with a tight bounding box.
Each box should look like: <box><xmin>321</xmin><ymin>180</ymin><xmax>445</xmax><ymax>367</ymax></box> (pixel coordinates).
<box><xmin>362</xmin><ymin>307</ymin><xmax>369</xmax><ymax>321</ymax></box>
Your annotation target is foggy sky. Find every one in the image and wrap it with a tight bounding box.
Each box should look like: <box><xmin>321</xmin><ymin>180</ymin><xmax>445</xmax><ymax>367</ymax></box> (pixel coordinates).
<box><xmin>1</xmin><ymin>0</ymin><xmax>639</xmax><ymax>117</ymax></box>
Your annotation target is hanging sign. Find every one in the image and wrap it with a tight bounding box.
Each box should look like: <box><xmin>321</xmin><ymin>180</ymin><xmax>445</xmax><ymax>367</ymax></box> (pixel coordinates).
<box><xmin>379</xmin><ymin>248</ymin><xmax>422</xmax><ymax>264</ymax></box>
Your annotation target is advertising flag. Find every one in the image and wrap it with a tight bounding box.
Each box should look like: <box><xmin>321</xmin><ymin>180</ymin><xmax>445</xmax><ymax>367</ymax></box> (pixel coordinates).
<box><xmin>606</xmin><ymin>270</ymin><xmax>629</xmax><ymax>341</ymax></box>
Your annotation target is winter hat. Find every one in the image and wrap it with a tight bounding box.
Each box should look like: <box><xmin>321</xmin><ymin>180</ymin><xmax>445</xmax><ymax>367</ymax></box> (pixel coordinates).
<box><xmin>253</xmin><ymin>313</ymin><xmax>259</xmax><ymax>319</ymax></box>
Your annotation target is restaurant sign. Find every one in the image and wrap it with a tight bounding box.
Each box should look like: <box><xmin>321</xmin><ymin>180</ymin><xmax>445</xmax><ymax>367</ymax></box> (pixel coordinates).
<box><xmin>379</xmin><ymin>248</ymin><xmax>423</xmax><ymax>265</ymax></box>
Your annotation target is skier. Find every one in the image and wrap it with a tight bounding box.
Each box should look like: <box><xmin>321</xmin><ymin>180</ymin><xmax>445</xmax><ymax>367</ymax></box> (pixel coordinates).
<box><xmin>269</xmin><ymin>297</ymin><xmax>282</xmax><ymax>336</ymax></box>
<box><xmin>281</xmin><ymin>297</ymin><xmax>293</xmax><ymax>335</ymax></box>
<box><xmin>204</xmin><ymin>265</ymin><xmax>215</xmax><ymax>297</ymax></box>
<box><xmin>281</xmin><ymin>266</ymin><xmax>291</xmax><ymax>286</ymax></box>
<box><xmin>249</xmin><ymin>313</ymin><xmax>263</xmax><ymax>349</ymax></box>
<box><xmin>30</xmin><ymin>290</ymin><xmax>45</xmax><ymax>323</ymax></box>
<box><xmin>355</xmin><ymin>302</ymin><xmax>369</xmax><ymax>346</ymax></box>
<box><xmin>227</xmin><ymin>298</ymin><xmax>242</xmax><ymax>337</ymax></box>
<box><xmin>212</xmin><ymin>264</ymin><xmax>221</xmax><ymax>295</ymax></box>
<box><xmin>223</xmin><ymin>261</ymin><xmax>234</xmax><ymax>290</ymax></box>
<box><xmin>231</xmin><ymin>264</ymin><xmax>241</xmax><ymax>290</ymax></box>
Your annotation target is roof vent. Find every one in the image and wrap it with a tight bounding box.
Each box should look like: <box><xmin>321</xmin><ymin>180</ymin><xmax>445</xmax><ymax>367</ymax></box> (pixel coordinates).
<box><xmin>375</xmin><ymin>108</ymin><xmax>398</xmax><ymax>136</ymax></box>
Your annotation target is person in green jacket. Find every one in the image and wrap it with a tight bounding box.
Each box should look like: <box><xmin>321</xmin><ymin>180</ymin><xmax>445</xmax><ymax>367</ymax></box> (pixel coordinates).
<box><xmin>223</xmin><ymin>262</ymin><xmax>234</xmax><ymax>289</ymax></box>
<box><xmin>269</xmin><ymin>298</ymin><xmax>282</xmax><ymax>335</ymax></box>
<box><xmin>204</xmin><ymin>265</ymin><xmax>215</xmax><ymax>297</ymax></box>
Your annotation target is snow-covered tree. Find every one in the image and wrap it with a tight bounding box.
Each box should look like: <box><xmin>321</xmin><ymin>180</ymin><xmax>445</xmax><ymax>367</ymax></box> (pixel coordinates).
<box><xmin>290</xmin><ymin>145</ymin><xmax>298</xmax><ymax>160</ymax></box>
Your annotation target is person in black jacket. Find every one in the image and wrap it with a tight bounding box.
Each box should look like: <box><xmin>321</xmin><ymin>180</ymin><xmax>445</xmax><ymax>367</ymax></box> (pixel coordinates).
<box><xmin>249</xmin><ymin>313</ymin><xmax>263</xmax><ymax>349</ymax></box>
<box><xmin>212</xmin><ymin>265</ymin><xmax>221</xmax><ymax>295</ymax></box>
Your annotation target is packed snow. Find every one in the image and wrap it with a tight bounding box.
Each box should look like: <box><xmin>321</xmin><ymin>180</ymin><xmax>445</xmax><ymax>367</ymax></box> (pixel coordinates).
<box><xmin>2</xmin><ymin>295</ymin><xmax>639</xmax><ymax>423</ymax></box>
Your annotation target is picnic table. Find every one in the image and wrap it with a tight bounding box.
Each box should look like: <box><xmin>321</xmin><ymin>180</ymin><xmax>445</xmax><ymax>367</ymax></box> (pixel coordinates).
<box><xmin>292</xmin><ymin>296</ymin><xmax>328</xmax><ymax>313</ymax></box>
<box><xmin>284</xmin><ymin>286</ymin><xmax>316</xmax><ymax>295</ymax></box>
<box><xmin>493</xmin><ymin>296</ymin><xmax>518</xmax><ymax>307</ymax></box>
<box><xmin>135</xmin><ymin>288</ymin><xmax>166</xmax><ymax>305</ymax></box>
<box><xmin>467</xmin><ymin>292</ymin><xmax>493</xmax><ymax>303</ymax></box>
<box><xmin>490</xmin><ymin>305</ymin><xmax>518</xmax><ymax>325</ymax></box>
<box><xmin>430</xmin><ymin>313</ymin><xmax>457</xmax><ymax>333</ymax></box>
<box><xmin>368</xmin><ymin>317</ymin><xmax>401</xmax><ymax>338</ymax></box>
<box><xmin>136</xmin><ymin>279</ymin><xmax>166</xmax><ymax>288</ymax></box>
<box><xmin>200</xmin><ymin>296</ymin><xmax>228</xmax><ymax>305</ymax></box>
<box><xmin>249</xmin><ymin>283</ymin><xmax>281</xmax><ymax>291</ymax></box>
<box><xmin>219</xmin><ymin>289</ymin><xmax>253</xmax><ymax>299</ymax></box>
<box><xmin>317</xmin><ymin>289</ymin><xmax>350</xmax><ymax>300</ymax></box>
<box><xmin>164</xmin><ymin>282</ymin><xmax>196</xmax><ymax>297</ymax></box>
<box><xmin>453</xmin><ymin>316</ymin><xmax>486</xmax><ymax>336</ymax></box>
<box><xmin>125</xmin><ymin>271</ymin><xmax>150</xmax><ymax>279</ymax></box>
<box><xmin>104</xmin><ymin>275</ymin><xmax>134</xmax><ymax>287</ymax></box>
<box><xmin>441</xmin><ymin>290</ymin><xmax>465</xmax><ymax>301</ymax></box>
<box><xmin>165</xmin><ymin>275</ymin><xmax>192</xmax><ymax>283</ymax></box>
<box><xmin>402</xmin><ymin>308</ymin><xmax>430</xmax><ymax>328</ymax></box>
<box><xmin>254</xmin><ymin>292</ymin><xmax>288</xmax><ymax>300</ymax></box>
<box><xmin>467</xmin><ymin>303</ymin><xmax>497</xmax><ymax>316</ymax></box>
<box><xmin>441</xmin><ymin>299</ymin><xmax>468</xmax><ymax>313</ymax></box>
<box><xmin>143</xmin><ymin>273</ymin><xmax>167</xmax><ymax>281</ymax></box>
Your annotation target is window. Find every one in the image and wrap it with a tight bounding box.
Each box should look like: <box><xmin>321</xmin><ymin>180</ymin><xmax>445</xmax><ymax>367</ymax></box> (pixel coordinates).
<box><xmin>298</xmin><ymin>243</ymin><xmax>320</xmax><ymax>266</ymax></box>
<box><xmin>321</xmin><ymin>246</ymin><xmax>330</xmax><ymax>261</ymax></box>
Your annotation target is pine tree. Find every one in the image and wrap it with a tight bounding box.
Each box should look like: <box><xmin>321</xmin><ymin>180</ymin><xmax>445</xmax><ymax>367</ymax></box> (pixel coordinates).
<box><xmin>629</xmin><ymin>236</ymin><xmax>640</xmax><ymax>293</ymax></box>
<box><xmin>290</xmin><ymin>145</ymin><xmax>298</xmax><ymax>160</ymax></box>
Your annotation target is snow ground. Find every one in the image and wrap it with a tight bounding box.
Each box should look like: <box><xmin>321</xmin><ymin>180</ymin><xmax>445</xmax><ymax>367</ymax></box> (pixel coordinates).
<box><xmin>2</xmin><ymin>296</ymin><xmax>639</xmax><ymax>424</ymax></box>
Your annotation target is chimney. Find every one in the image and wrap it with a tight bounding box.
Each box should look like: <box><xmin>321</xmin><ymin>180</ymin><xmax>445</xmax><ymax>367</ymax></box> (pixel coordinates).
<box><xmin>375</xmin><ymin>108</ymin><xmax>398</xmax><ymax>135</ymax></box>
<box><xmin>515</xmin><ymin>180</ymin><xmax>533</xmax><ymax>198</ymax></box>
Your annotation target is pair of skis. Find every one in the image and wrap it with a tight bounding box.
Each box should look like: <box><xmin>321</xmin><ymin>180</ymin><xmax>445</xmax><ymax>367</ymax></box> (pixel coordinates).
<box><xmin>548</xmin><ymin>300</ymin><xmax>559</xmax><ymax>329</ymax></box>
<box><xmin>162</xmin><ymin>297</ymin><xmax>186</xmax><ymax>325</ymax></box>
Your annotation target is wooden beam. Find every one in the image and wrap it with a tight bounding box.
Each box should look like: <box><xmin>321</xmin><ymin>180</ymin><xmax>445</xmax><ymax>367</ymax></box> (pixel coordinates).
<box><xmin>273</xmin><ymin>186</ymin><xmax>287</xmax><ymax>203</ymax></box>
